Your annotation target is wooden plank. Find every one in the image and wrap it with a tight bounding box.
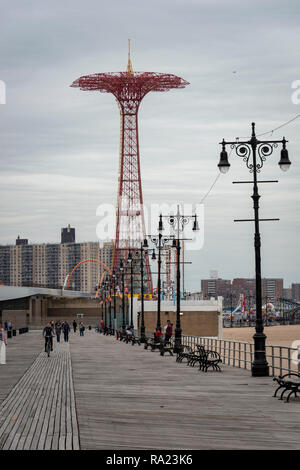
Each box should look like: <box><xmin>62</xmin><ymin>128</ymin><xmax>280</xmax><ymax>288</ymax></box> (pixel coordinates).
<box><xmin>0</xmin><ymin>338</ymin><xmax>79</xmax><ymax>451</ymax></box>
<box><xmin>29</xmin><ymin>352</ymin><xmax>59</xmax><ymax>450</ymax></box>
<box><xmin>0</xmin><ymin>331</ymin><xmax>42</xmax><ymax>405</ymax></box>
<box><xmin>0</xmin><ymin>354</ymin><xmax>50</xmax><ymax>450</ymax></box>
<box><xmin>70</xmin><ymin>330</ymin><xmax>300</xmax><ymax>451</ymax></box>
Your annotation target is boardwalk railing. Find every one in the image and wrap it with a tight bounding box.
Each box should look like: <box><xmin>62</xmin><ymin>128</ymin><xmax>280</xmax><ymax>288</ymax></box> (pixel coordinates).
<box><xmin>182</xmin><ymin>335</ymin><xmax>300</xmax><ymax>377</ymax></box>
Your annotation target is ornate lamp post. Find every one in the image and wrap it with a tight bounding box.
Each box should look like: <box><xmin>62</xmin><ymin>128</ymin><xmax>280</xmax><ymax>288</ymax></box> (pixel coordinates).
<box><xmin>161</xmin><ymin>207</ymin><xmax>199</xmax><ymax>353</ymax></box>
<box><xmin>139</xmin><ymin>240</ymin><xmax>148</xmax><ymax>342</ymax></box>
<box><xmin>103</xmin><ymin>280</ymin><xmax>108</xmax><ymax>332</ymax></box>
<box><xmin>108</xmin><ymin>278</ymin><xmax>112</xmax><ymax>331</ymax></box>
<box><xmin>147</xmin><ymin>215</ymin><xmax>174</xmax><ymax>332</ymax></box>
<box><xmin>218</xmin><ymin>121</ymin><xmax>291</xmax><ymax>377</ymax></box>
<box><xmin>119</xmin><ymin>260</ymin><xmax>126</xmax><ymax>334</ymax></box>
<box><xmin>112</xmin><ymin>271</ymin><xmax>117</xmax><ymax>333</ymax></box>
<box><xmin>127</xmin><ymin>251</ymin><xmax>134</xmax><ymax>329</ymax></box>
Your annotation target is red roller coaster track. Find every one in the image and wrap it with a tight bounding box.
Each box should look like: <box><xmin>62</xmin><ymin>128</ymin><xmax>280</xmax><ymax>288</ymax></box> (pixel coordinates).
<box><xmin>67</xmin><ymin>259</ymin><xmax>112</xmax><ymax>290</ymax></box>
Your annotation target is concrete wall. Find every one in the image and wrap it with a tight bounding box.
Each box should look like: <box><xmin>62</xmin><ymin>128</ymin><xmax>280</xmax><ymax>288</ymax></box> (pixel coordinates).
<box><xmin>1</xmin><ymin>310</ymin><xmax>29</xmax><ymax>329</ymax></box>
<box><xmin>139</xmin><ymin>310</ymin><xmax>219</xmax><ymax>337</ymax></box>
<box><xmin>46</xmin><ymin>296</ymin><xmax>124</xmax><ymax>328</ymax></box>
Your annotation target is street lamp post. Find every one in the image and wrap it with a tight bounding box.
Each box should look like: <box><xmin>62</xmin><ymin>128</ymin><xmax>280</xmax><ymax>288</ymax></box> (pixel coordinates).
<box><xmin>147</xmin><ymin>215</ymin><xmax>174</xmax><ymax>332</ymax></box>
<box><xmin>112</xmin><ymin>271</ymin><xmax>117</xmax><ymax>333</ymax></box>
<box><xmin>161</xmin><ymin>206</ymin><xmax>199</xmax><ymax>353</ymax></box>
<box><xmin>218</xmin><ymin>121</ymin><xmax>291</xmax><ymax>377</ymax></box>
<box><xmin>104</xmin><ymin>281</ymin><xmax>108</xmax><ymax>333</ymax></box>
<box><xmin>120</xmin><ymin>260</ymin><xmax>126</xmax><ymax>334</ymax></box>
<box><xmin>139</xmin><ymin>240</ymin><xmax>148</xmax><ymax>343</ymax></box>
<box><xmin>128</xmin><ymin>251</ymin><xmax>134</xmax><ymax>329</ymax></box>
<box><xmin>230</xmin><ymin>290</ymin><xmax>233</xmax><ymax>328</ymax></box>
<box><xmin>108</xmin><ymin>279</ymin><xmax>112</xmax><ymax>330</ymax></box>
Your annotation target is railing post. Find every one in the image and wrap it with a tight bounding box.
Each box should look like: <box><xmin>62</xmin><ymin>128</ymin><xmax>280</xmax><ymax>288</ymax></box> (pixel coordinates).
<box><xmin>279</xmin><ymin>347</ymin><xmax>283</xmax><ymax>376</ymax></box>
<box><xmin>233</xmin><ymin>342</ymin><xmax>236</xmax><ymax>367</ymax></box>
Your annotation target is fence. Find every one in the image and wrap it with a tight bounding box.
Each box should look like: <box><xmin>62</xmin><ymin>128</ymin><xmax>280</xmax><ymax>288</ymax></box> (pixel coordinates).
<box><xmin>182</xmin><ymin>335</ymin><xmax>300</xmax><ymax>377</ymax></box>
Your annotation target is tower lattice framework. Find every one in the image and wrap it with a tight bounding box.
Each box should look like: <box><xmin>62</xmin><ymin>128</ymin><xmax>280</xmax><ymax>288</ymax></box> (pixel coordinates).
<box><xmin>71</xmin><ymin>46</ymin><xmax>189</xmax><ymax>294</ymax></box>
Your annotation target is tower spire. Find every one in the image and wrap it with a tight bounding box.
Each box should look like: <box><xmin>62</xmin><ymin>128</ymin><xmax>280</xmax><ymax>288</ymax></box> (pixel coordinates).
<box><xmin>127</xmin><ymin>39</ymin><xmax>133</xmax><ymax>74</ymax></box>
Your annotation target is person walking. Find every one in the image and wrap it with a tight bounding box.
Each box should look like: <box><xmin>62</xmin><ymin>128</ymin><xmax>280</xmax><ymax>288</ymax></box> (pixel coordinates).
<box><xmin>73</xmin><ymin>320</ymin><xmax>77</xmax><ymax>334</ymax></box>
<box><xmin>8</xmin><ymin>320</ymin><xmax>12</xmax><ymax>331</ymax></box>
<box><xmin>62</xmin><ymin>321</ymin><xmax>70</xmax><ymax>342</ymax></box>
<box><xmin>4</xmin><ymin>320</ymin><xmax>8</xmax><ymax>331</ymax></box>
<box><xmin>0</xmin><ymin>321</ymin><xmax>8</xmax><ymax>365</ymax></box>
<box><xmin>79</xmin><ymin>322</ymin><xmax>85</xmax><ymax>336</ymax></box>
<box><xmin>55</xmin><ymin>322</ymin><xmax>62</xmax><ymax>343</ymax></box>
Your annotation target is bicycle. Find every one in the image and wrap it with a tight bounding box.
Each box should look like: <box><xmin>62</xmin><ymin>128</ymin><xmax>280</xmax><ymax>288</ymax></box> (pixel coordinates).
<box><xmin>45</xmin><ymin>336</ymin><xmax>52</xmax><ymax>357</ymax></box>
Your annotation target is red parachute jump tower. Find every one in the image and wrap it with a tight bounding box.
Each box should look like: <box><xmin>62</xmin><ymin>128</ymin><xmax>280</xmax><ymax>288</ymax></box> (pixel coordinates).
<box><xmin>71</xmin><ymin>42</ymin><xmax>189</xmax><ymax>294</ymax></box>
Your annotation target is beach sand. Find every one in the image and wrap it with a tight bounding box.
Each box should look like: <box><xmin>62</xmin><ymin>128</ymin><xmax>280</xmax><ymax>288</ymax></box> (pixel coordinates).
<box><xmin>223</xmin><ymin>324</ymin><xmax>300</xmax><ymax>347</ymax></box>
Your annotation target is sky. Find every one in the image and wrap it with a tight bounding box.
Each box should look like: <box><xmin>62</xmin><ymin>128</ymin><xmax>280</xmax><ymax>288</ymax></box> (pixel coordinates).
<box><xmin>0</xmin><ymin>0</ymin><xmax>299</xmax><ymax>291</ymax></box>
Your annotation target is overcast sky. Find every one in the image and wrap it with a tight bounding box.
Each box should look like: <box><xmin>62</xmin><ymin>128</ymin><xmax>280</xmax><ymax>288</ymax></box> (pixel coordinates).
<box><xmin>0</xmin><ymin>0</ymin><xmax>299</xmax><ymax>290</ymax></box>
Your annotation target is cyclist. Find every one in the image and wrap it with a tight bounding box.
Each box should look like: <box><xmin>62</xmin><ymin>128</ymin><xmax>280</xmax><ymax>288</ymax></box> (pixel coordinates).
<box><xmin>43</xmin><ymin>322</ymin><xmax>54</xmax><ymax>353</ymax></box>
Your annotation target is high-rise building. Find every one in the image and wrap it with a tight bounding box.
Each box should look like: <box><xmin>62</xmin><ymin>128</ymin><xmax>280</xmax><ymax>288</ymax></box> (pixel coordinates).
<box><xmin>100</xmin><ymin>242</ymin><xmax>114</xmax><ymax>277</ymax></box>
<box><xmin>16</xmin><ymin>235</ymin><xmax>28</xmax><ymax>246</ymax></box>
<box><xmin>232</xmin><ymin>278</ymin><xmax>256</xmax><ymax>305</ymax></box>
<box><xmin>262</xmin><ymin>278</ymin><xmax>283</xmax><ymax>303</ymax></box>
<box><xmin>0</xmin><ymin>228</ymin><xmax>112</xmax><ymax>293</ymax></box>
<box><xmin>201</xmin><ymin>276</ymin><xmax>284</xmax><ymax>307</ymax></box>
<box><xmin>201</xmin><ymin>278</ymin><xmax>231</xmax><ymax>301</ymax></box>
<box><xmin>0</xmin><ymin>246</ymin><xmax>10</xmax><ymax>286</ymax></box>
<box><xmin>61</xmin><ymin>224</ymin><xmax>75</xmax><ymax>244</ymax></box>
<box><xmin>291</xmin><ymin>283</ymin><xmax>300</xmax><ymax>302</ymax></box>
<box><xmin>283</xmin><ymin>287</ymin><xmax>292</xmax><ymax>300</ymax></box>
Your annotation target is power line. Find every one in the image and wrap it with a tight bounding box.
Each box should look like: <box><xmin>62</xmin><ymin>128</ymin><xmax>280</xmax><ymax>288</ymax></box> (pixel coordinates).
<box><xmin>198</xmin><ymin>112</ymin><xmax>299</xmax><ymax>204</ymax></box>
<box><xmin>236</xmin><ymin>114</ymin><xmax>300</xmax><ymax>140</ymax></box>
<box><xmin>200</xmin><ymin>172</ymin><xmax>221</xmax><ymax>203</ymax></box>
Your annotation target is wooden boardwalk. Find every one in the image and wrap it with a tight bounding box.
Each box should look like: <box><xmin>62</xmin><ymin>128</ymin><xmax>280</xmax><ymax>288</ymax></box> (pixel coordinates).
<box><xmin>70</xmin><ymin>331</ymin><xmax>300</xmax><ymax>450</ymax></box>
<box><xmin>0</xmin><ymin>330</ymin><xmax>42</xmax><ymax>405</ymax></box>
<box><xmin>0</xmin><ymin>335</ymin><xmax>79</xmax><ymax>450</ymax></box>
<box><xmin>1</xmin><ymin>329</ymin><xmax>300</xmax><ymax>450</ymax></box>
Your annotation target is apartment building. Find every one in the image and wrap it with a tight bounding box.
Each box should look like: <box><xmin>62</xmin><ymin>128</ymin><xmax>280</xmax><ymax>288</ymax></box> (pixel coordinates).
<box><xmin>291</xmin><ymin>283</ymin><xmax>300</xmax><ymax>302</ymax></box>
<box><xmin>201</xmin><ymin>276</ymin><xmax>283</xmax><ymax>306</ymax></box>
<box><xmin>0</xmin><ymin>230</ymin><xmax>113</xmax><ymax>294</ymax></box>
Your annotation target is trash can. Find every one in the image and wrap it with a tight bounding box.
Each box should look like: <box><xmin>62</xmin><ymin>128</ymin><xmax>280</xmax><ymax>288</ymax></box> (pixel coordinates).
<box><xmin>89</xmin><ymin>326</ymin><xmax>91</xmax><ymax>330</ymax></box>
<box><xmin>12</xmin><ymin>329</ymin><xmax>16</xmax><ymax>336</ymax></box>
<box><xmin>7</xmin><ymin>330</ymin><xmax>12</xmax><ymax>339</ymax></box>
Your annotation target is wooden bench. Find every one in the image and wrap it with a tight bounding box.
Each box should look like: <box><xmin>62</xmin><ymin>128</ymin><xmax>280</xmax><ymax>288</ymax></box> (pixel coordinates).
<box><xmin>143</xmin><ymin>338</ymin><xmax>173</xmax><ymax>356</ymax></box>
<box><xmin>186</xmin><ymin>345</ymin><xmax>207</xmax><ymax>367</ymax></box>
<box><xmin>125</xmin><ymin>334</ymin><xmax>141</xmax><ymax>346</ymax></box>
<box><xmin>176</xmin><ymin>345</ymin><xmax>194</xmax><ymax>363</ymax></box>
<box><xmin>273</xmin><ymin>373</ymin><xmax>300</xmax><ymax>402</ymax></box>
<box><xmin>177</xmin><ymin>344</ymin><xmax>222</xmax><ymax>372</ymax></box>
<box><xmin>199</xmin><ymin>349</ymin><xmax>222</xmax><ymax>372</ymax></box>
<box><xmin>159</xmin><ymin>341</ymin><xmax>174</xmax><ymax>357</ymax></box>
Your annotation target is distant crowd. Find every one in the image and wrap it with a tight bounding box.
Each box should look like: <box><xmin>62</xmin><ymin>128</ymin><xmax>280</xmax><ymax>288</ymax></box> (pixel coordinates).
<box><xmin>43</xmin><ymin>319</ymin><xmax>86</xmax><ymax>352</ymax></box>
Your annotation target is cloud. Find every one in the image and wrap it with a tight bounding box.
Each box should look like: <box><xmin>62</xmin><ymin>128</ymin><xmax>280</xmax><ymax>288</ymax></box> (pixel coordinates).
<box><xmin>0</xmin><ymin>0</ymin><xmax>300</xmax><ymax>290</ymax></box>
